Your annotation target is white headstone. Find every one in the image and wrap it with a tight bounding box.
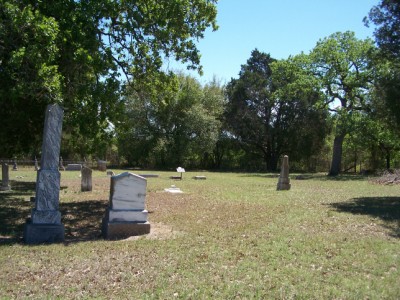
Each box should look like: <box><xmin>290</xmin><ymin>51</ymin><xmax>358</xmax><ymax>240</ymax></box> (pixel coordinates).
<box><xmin>102</xmin><ymin>172</ymin><xmax>150</xmax><ymax>239</ymax></box>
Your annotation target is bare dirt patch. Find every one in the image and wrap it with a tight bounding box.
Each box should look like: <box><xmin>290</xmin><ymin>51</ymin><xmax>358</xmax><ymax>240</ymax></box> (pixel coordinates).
<box><xmin>124</xmin><ymin>222</ymin><xmax>184</xmax><ymax>240</ymax></box>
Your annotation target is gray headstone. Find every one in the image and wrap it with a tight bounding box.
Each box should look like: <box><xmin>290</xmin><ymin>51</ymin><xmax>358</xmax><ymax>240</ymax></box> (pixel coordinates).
<box><xmin>59</xmin><ymin>156</ymin><xmax>65</xmax><ymax>171</ymax></box>
<box><xmin>12</xmin><ymin>159</ymin><xmax>18</xmax><ymax>171</ymax></box>
<box><xmin>277</xmin><ymin>155</ymin><xmax>291</xmax><ymax>191</ymax></box>
<box><xmin>34</xmin><ymin>157</ymin><xmax>39</xmax><ymax>171</ymax></box>
<box><xmin>102</xmin><ymin>172</ymin><xmax>150</xmax><ymax>239</ymax></box>
<box><xmin>81</xmin><ymin>166</ymin><xmax>92</xmax><ymax>192</ymax></box>
<box><xmin>1</xmin><ymin>163</ymin><xmax>11</xmax><ymax>191</ymax></box>
<box><xmin>66</xmin><ymin>164</ymin><xmax>82</xmax><ymax>171</ymax></box>
<box><xmin>24</xmin><ymin>104</ymin><xmax>65</xmax><ymax>244</ymax></box>
<box><xmin>98</xmin><ymin>160</ymin><xmax>107</xmax><ymax>171</ymax></box>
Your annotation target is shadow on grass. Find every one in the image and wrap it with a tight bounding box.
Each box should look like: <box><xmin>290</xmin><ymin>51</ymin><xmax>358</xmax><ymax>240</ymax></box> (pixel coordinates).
<box><xmin>330</xmin><ymin>197</ymin><xmax>400</xmax><ymax>238</ymax></box>
<box><xmin>240</xmin><ymin>173</ymin><xmax>368</xmax><ymax>181</ymax></box>
<box><xmin>0</xmin><ymin>181</ymin><xmax>108</xmax><ymax>245</ymax></box>
<box><xmin>61</xmin><ymin>199</ymin><xmax>108</xmax><ymax>244</ymax></box>
<box><xmin>239</xmin><ymin>174</ymin><xmax>279</xmax><ymax>179</ymax></box>
<box><xmin>0</xmin><ymin>181</ymin><xmax>36</xmax><ymax>244</ymax></box>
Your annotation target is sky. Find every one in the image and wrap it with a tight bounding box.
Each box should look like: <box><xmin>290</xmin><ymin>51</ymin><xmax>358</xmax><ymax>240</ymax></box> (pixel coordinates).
<box><xmin>166</xmin><ymin>0</ymin><xmax>380</xmax><ymax>85</ymax></box>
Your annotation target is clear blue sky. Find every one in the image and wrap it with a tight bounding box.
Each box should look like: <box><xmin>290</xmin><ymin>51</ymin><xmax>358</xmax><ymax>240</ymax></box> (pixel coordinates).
<box><xmin>167</xmin><ymin>0</ymin><xmax>379</xmax><ymax>84</ymax></box>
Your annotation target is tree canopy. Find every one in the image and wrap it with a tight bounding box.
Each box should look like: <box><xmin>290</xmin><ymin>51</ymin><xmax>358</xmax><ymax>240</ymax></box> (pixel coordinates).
<box><xmin>117</xmin><ymin>73</ymin><xmax>224</xmax><ymax>168</ymax></box>
<box><xmin>307</xmin><ymin>31</ymin><xmax>376</xmax><ymax>176</ymax></box>
<box><xmin>0</xmin><ymin>0</ymin><xmax>218</xmax><ymax>157</ymax></box>
<box><xmin>225</xmin><ymin>49</ymin><xmax>328</xmax><ymax>171</ymax></box>
<box><xmin>365</xmin><ymin>0</ymin><xmax>400</xmax><ymax>127</ymax></box>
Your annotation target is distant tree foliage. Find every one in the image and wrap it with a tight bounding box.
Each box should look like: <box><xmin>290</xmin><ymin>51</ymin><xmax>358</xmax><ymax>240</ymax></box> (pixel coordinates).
<box><xmin>225</xmin><ymin>49</ymin><xmax>329</xmax><ymax>171</ymax></box>
<box><xmin>117</xmin><ymin>73</ymin><xmax>224</xmax><ymax>168</ymax></box>
<box><xmin>365</xmin><ymin>0</ymin><xmax>400</xmax><ymax>60</ymax></box>
<box><xmin>308</xmin><ymin>32</ymin><xmax>376</xmax><ymax>176</ymax></box>
<box><xmin>365</xmin><ymin>0</ymin><xmax>400</xmax><ymax>127</ymax></box>
<box><xmin>0</xmin><ymin>0</ymin><xmax>218</xmax><ymax>157</ymax></box>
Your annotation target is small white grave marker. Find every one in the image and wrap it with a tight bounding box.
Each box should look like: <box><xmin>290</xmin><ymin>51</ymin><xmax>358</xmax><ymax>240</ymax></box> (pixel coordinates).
<box><xmin>164</xmin><ymin>185</ymin><xmax>183</xmax><ymax>194</ymax></box>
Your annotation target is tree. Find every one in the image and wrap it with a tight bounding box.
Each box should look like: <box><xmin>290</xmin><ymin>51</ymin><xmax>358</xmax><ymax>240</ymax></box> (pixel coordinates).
<box><xmin>365</xmin><ymin>0</ymin><xmax>400</xmax><ymax>60</ymax></box>
<box><xmin>0</xmin><ymin>0</ymin><xmax>218</xmax><ymax>158</ymax></box>
<box><xmin>308</xmin><ymin>31</ymin><xmax>376</xmax><ymax>176</ymax></box>
<box><xmin>117</xmin><ymin>73</ymin><xmax>224</xmax><ymax>168</ymax></box>
<box><xmin>0</xmin><ymin>2</ymin><xmax>62</xmax><ymax>156</ymax></box>
<box><xmin>365</xmin><ymin>0</ymin><xmax>400</xmax><ymax>126</ymax></box>
<box><xmin>225</xmin><ymin>49</ymin><xmax>328</xmax><ymax>171</ymax></box>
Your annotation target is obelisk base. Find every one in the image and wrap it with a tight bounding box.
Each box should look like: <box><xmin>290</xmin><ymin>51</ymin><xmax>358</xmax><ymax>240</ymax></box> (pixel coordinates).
<box><xmin>24</xmin><ymin>220</ymin><xmax>64</xmax><ymax>244</ymax></box>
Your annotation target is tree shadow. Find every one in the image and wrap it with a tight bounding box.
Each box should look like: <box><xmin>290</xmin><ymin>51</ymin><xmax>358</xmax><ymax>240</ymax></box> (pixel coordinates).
<box><xmin>0</xmin><ymin>181</ymin><xmax>109</xmax><ymax>245</ymax></box>
<box><xmin>239</xmin><ymin>174</ymin><xmax>279</xmax><ymax>179</ymax></box>
<box><xmin>240</xmin><ymin>173</ymin><xmax>368</xmax><ymax>181</ymax></box>
<box><xmin>61</xmin><ymin>199</ymin><xmax>108</xmax><ymax>244</ymax></box>
<box><xmin>0</xmin><ymin>181</ymin><xmax>36</xmax><ymax>244</ymax></box>
<box><xmin>330</xmin><ymin>197</ymin><xmax>400</xmax><ymax>238</ymax></box>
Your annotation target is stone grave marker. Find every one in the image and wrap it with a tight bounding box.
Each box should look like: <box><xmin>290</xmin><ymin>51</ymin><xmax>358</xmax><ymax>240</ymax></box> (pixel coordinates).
<box><xmin>98</xmin><ymin>160</ymin><xmax>107</xmax><ymax>171</ymax></box>
<box><xmin>34</xmin><ymin>157</ymin><xmax>39</xmax><ymax>171</ymax></box>
<box><xmin>66</xmin><ymin>164</ymin><xmax>82</xmax><ymax>171</ymax></box>
<box><xmin>24</xmin><ymin>104</ymin><xmax>65</xmax><ymax>244</ymax></box>
<box><xmin>277</xmin><ymin>155</ymin><xmax>291</xmax><ymax>191</ymax></box>
<box><xmin>12</xmin><ymin>159</ymin><xmax>18</xmax><ymax>171</ymax></box>
<box><xmin>81</xmin><ymin>166</ymin><xmax>92</xmax><ymax>192</ymax></box>
<box><xmin>164</xmin><ymin>185</ymin><xmax>183</xmax><ymax>193</ymax></box>
<box><xmin>1</xmin><ymin>163</ymin><xmax>11</xmax><ymax>191</ymax></box>
<box><xmin>59</xmin><ymin>156</ymin><xmax>65</xmax><ymax>171</ymax></box>
<box><xmin>102</xmin><ymin>172</ymin><xmax>150</xmax><ymax>239</ymax></box>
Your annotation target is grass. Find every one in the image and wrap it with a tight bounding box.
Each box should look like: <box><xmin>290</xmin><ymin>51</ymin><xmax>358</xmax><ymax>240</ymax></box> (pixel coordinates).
<box><xmin>0</xmin><ymin>168</ymin><xmax>399</xmax><ymax>299</ymax></box>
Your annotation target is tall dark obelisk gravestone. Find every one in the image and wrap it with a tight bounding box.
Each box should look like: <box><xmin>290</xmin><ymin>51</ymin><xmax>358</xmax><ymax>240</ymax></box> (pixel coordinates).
<box><xmin>24</xmin><ymin>104</ymin><xmax>65</xmax><ymax>244</ymax></box>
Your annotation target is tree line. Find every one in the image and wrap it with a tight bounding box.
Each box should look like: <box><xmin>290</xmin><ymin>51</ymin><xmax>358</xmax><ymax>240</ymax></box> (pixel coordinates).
<box><xmin>1</xmin><ymin>0</ymin><xmax>399</xmax><ymax>174</ymax></box>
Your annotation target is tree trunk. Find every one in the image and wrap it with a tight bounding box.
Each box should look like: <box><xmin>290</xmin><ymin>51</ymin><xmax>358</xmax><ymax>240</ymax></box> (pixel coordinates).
<box><xmin>329</xmin><ymin>134</ymin><xmax>345</xmax><ymax>176</ymax></box>
<box><xmin>386</xmin><ymin>151</ymin><xmax>391</xmax><ymax>170</ymax></box>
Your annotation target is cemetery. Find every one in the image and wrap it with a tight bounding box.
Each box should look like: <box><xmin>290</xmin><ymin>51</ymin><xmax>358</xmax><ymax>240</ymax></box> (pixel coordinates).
<box><xmin>1</xmin><ymin>0</ymin><xmax>399</xmax><ymax>298</ymax></box>
<box><xmin>0</xmin><ymin>163</ymin><xmax>399</xmax><ymax>298</ymax></box>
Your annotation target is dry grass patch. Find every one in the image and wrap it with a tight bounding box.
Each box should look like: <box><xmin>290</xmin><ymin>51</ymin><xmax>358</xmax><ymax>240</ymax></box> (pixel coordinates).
<box><xmin>0</xmin><ymin>169</ymin><xmax>399</xmax><ymax>299</ymax></box>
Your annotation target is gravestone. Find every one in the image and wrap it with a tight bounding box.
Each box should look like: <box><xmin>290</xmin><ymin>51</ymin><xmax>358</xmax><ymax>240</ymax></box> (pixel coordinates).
<box><xmin>24</xmin><ymin>104</ymin><xmax>65</xmax><ymax>244</ymax></box>
<box><xmin>277</xmin><ymin>155</ymin><xmax>291</xmax><ymax>191</ymax></box>
<box><xmin>59</xmin><ymin>156</ymin><xmax>65</xmax><ymax>171</ymax></box>
<box><xmin>102</xmin><ymin>172</ymin><xmax>150</xmax><ymax>239</ymax></box>
<box><xmin>81</xmin><ymin>166</ymin><xmax>92</xmax><ymax>192</ymax></box>
<box><xmin>34</xmin><ymin>157</ymin><xmax>39</xmax><ymax>171</ymax></box>
<box><xmin>98</xmin><ymin>160</ymin><xmax>107</xmax><ymax>171</ymax></box>
<box><xmin>164</xmin><ymin>185</ymin><xmax>183</xmax><ymax>193</ymax></box>
<box><xmin>12</xmin><ymin>159</ymin><xmax>18</xmax><ymax>171</ymax></box>
<box><xmin>66</xmin><ymin>164</ymin><xmax>82</xmax><ymax>171</ymax></box>
<box><xmin>1</xmin><ymin>163</ymin><xmax>11</xmax><ymax>191</ymax></box>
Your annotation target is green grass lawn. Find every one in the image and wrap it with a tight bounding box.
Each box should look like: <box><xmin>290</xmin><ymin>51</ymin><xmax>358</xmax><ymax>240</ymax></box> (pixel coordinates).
<box><xmin>0</xmin><ymin>168</ymin><xmax>399</xmax><ymax>299</ymax></box>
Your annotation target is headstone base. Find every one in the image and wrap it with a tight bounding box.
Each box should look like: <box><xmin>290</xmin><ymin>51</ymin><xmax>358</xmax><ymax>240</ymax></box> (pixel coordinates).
<box><xmin>24</xmin><ymin>221</ymin><xmax>64</xmax><ymax>244</ymax></box>
<box><xmin>277</xmin><ymin>179</ymin><xmax>291</xmax><ymax>190</ymax></box>
<box><xmin>102</xmin><ymin>220</ymin><xmax>150</xmax><ymax>240</ymax></box>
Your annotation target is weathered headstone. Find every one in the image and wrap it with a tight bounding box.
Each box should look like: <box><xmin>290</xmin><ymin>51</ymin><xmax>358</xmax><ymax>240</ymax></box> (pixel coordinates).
<box><xmin>12</xmin><ymin>159</ymin><xmax>18</xmax><ymax>171</ymax></box>
<box><xmin>277</xmin><ymin>155</ymin><xmax>291</xmax><ymax>191</ymax></box>
<box><xmin>34</xmin><ymin>157</ymin><xmax>39</xmax><ymax>171</ymax></box>
<box><xmin>98</xmin><ymin>160</ymin><xmax>107</xmax><ymax>171</ymax></box>
<box><xmin>24</xmin><ymin>104</ymin><xmax>65</xmax><ymax>244</ymax></box>
<box><xmin>1</xmin><ymin>163</ymin><xmax>11</xmax><ymax>191</ymax></box>
<box><xmin>81</xmin><ymin>166</ymin><xmax>92</xmax><ymax>192</ymax></box>
<box><xmin>59</xmin><ymin>156</ymin><xmax>65</xmax><ymax>171</ymax></box>
<box><xmin>66</xmin><ymin>164</ymin><xmax>82</xmax><ymax>171</ymax></box>
<box><xmin>102</xmin><ymin>172</ymin><xmax>150</xmax><ymax>239</ymax></box>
